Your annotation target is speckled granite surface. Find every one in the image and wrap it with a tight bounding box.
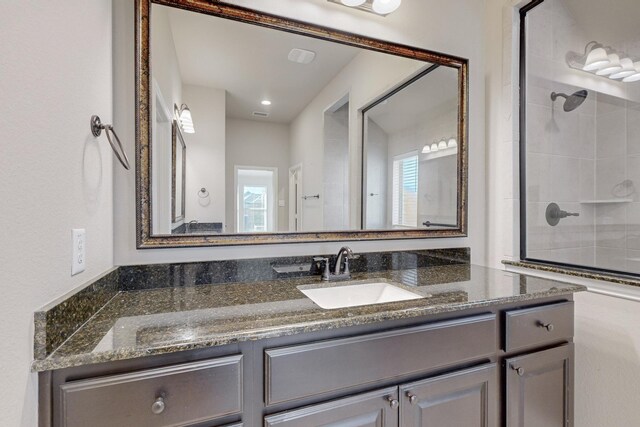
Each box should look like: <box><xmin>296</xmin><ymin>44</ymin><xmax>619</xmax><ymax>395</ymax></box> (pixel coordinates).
<box><xmin>503</xmin><ymin>260</ymin><xmax>640</xmax><ymax>288</ymax></box>
<box><xmin>34</xmin><ymin>249</ymin><xmax>469</xmax><ymax>368</ymax></box>
<box><xmin>34</xmin><ymin>268</ymin><xmax>120</xmax><ymax>360</ymax></box>
<box><xmin>32</xmin><ymin>262</ymin><xmax>584</xmax><ymax>372</ymax></box>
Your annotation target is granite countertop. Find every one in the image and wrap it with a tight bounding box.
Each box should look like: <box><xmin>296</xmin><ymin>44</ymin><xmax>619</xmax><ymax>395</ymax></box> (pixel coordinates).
<box><xmin>32</xmin><ymin>264</ymin><xmax>584</xmax><ymax>372</ymax></box>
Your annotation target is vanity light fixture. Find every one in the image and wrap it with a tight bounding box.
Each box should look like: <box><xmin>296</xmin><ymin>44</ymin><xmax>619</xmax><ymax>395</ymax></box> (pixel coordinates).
<box><xmin>623</xmin><ymin>64</ymin><xmax>640</xmax><ymax>82</ymax></box>
<box><xmin>177</xmin><ymin>103</ymin><xmax>195</xmax><ymax>134</ymax></box>
<box><xmin>372</xmin><ymin>0</ymin><xmax>401</xmax><ymax>14</ymax></box>
<box><xmin>567</xmin><ymin>41</ymin><xmax>639</xmax><ymax>84</ymax></box>
<box><xmin>610</xmin><ymin>58</ymin><xmax>637</xmax><ymax>79</ymax></box>
<box><xmin>582</xmin><ymin>43</ymin><xmax>610</xmax><ymax>71</ymax></box>
<box><xmin>595</xmin><ymin>53</ymin><xmax>621</xmax><ymax>76</ymax></box>
<box><xmin>327</xmin><ymin>0</ymin><xmax>401</xmax><ymax>16</ymax></box>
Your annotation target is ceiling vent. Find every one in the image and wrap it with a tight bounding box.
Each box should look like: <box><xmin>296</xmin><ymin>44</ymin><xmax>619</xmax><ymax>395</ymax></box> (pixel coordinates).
<box><xmin>252</xmin><ymin>111</ymin><xmax>269</xmax><ymax>118</ymax></box>
<box><xmin>288</xmin><ymin>48</ymin><xmax>316</xmax><ymax>64</ymax></box>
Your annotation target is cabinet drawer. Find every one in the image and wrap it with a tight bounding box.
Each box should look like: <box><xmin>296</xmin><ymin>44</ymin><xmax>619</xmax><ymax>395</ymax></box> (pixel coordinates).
<box><xmin>58</xmin><ymin>355</ymin><xmax>243</xmax><ymax>427</ymax></box>
<box><xmin>505</xmin><ymin>302</ymin><xmax>573</xmax><ymax>352</ymax></box>
<box><xmin>265</xmin><ymin>314</ymin><xmax>496</xmax><ymax>406</ymax></box>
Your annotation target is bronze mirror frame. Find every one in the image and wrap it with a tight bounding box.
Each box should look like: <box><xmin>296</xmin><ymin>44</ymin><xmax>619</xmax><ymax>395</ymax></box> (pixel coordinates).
<box><xmin>171</xmin><ymin>120</ymin><xmax>186</xmax><ymax>224</ymax></box>
<box><xmin>135</xmin><ymin>0</ymin><xmax>468</xmax><ymax>248</ymax></box>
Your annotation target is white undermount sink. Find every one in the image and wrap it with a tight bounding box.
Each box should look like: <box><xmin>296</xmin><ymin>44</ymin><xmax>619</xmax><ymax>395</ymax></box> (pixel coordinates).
<box><xmin>298</xmin><ymin>281</ymin><xmax>423</xmax><ymax>310</ymax></box>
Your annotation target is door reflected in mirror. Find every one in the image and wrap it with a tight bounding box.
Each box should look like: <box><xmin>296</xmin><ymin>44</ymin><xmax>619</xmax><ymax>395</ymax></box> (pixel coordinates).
<box><xmin>145</xmin><ymin>2</ymin><xmax>464</xmax><ymax>239</ymax></box>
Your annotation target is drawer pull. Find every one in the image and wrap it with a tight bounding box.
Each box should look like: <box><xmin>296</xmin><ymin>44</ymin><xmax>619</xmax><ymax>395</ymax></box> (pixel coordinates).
<box><xmin>538</xmin><ymin>322</ymin><xmax>555</xmax><ymax>332</ymax></box>
<box><xmin>406</xmin><ymin>392</ymin><xmax>418</xmax><ymax>404</ymax></box>
<box><xmin>151</xmin><ymin>396</ymin><xmax>166</xmax><ymax>415</ymax></box>
<box><xmin>511</xmin><ymin>365</ymin><xmax>525</xmax><ymax>376</ymax></box>
<box><xmin>387</xmin><ymin>397</ymin><xmax>399</xmax><ymax>409</ymax></box>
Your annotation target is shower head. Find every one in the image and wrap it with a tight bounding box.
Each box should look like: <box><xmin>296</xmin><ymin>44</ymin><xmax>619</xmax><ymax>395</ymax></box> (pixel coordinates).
<box><xmin>550</xmin><ymin>90</ymin><xmax>588</xmax><ymax>112</ymax></box>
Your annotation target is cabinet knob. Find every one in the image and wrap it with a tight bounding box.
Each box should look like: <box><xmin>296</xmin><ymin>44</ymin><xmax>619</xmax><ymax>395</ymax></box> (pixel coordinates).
<box><xmin>512</xmin><ymin>366</ymin><xmax>525</xmax><ymax>376</ymax></box>
<box><xmin>151</xmin><ymin>397</ymin><xmax>166</xmax><ymax>415</ymax></box>
<box><xmin>406</xmin><ymin>392</ymin><xmax>418</xmax><ymax>404</ymax></box>
<box><xmin>538</xmin><ymin>322</ymin><xmax>554</xmax><ymax>332</ymax></box>
<box><xmin>387</xmin><ymin>397</ymin><xmax>399</xmax><ymax>409</ymax></box>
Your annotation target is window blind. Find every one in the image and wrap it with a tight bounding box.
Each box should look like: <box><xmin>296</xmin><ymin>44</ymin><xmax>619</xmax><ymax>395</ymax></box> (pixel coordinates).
<box><xmin>392</xmin><ymin>154</ymin><xmax>418</xmax><ymax>227</ymax></box>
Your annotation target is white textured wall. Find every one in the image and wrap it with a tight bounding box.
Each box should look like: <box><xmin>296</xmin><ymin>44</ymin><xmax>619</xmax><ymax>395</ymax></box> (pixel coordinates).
<box><xmin>182</xmin><ymin>85</ymin><xmax>226</xmax><ymax>226</ymax></box>
<box><xmin>225</xmin><ymin>118</ymin><xmax>290</xmax><ymax>232</ymax></box>
<box><xmin>114</xmin><ymin>0</ymin><xmax>486</xmax><ymax>264</ymax></box>
<box><xmin>0</xmin><ymin>1</ymin><xmax>114</xmax><ymax>426</ymax></box>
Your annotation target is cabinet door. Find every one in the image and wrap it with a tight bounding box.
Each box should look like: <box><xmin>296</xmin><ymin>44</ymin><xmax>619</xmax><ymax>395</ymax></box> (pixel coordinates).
<box><xmin>505</xmin><ymin>344</ymin><xmax>573</xmax><ymax>427</ymax></box>
<box><xmin>399</xmin><ymin>364</ymin><xmax>497</xmax><ymax>427</ymax></box>
<box><xmin>264</xmin><ymin>387</ymin><xmax>398</xmax><ymax>427</ymax></box>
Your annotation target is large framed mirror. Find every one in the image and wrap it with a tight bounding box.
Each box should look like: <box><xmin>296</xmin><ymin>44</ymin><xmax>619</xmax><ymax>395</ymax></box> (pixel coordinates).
<box><xmin>136</xmin><ymin>0</ymin><xmax>468</xmax><ymax>247</ymax></box>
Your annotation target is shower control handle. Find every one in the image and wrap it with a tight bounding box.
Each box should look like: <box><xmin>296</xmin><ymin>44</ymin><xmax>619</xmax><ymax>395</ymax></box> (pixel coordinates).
<box><xmin>545</xmin><ymin>203</ymin><xmax>579</xmax><ymax>226</ymax></box>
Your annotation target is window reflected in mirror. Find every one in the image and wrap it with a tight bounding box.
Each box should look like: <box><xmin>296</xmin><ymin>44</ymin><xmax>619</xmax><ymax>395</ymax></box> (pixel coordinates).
<box><xmin>363</xmin><ymin>66</ymin><xmax>460</xmax><ymax>231</ymax></box>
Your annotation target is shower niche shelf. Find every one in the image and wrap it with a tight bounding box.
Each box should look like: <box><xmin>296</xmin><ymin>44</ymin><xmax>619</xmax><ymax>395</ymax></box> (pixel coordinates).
<box><xmin>579</xmin><ymin>199</ymin><xmax>632</xmax><ymax>204</ymax></box>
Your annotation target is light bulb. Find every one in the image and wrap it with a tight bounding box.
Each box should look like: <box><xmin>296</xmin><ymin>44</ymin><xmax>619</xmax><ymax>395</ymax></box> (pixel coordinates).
<box><xmin>438</xmin><ymin>139</ymin><xmax>447</xmax><ymax>150</ymax></box>
<box><xmin>623</xmin><ymin>63</ymin><xmax>640</xmax><ymax>83</ymax></box>
<box><xmin>623</xmin><ymin>72</ymin><xmax>640</xmax><ymax>83</ymax></box>
<box><xmin>372</xmin><ymin>0</ymin><xmax>401</xmax><ymax>14</ymax></box>
<box><xmin>610</xmin><ymin>58</ymin><xmax>637</xmax><ymax>79</ymax></box>
<box><xmin>261</xmin><ymin>100</ymin><xmax>272</xmax><ymax>106</ymax></box>
<box><xmin>596</xmin><ymin>54</ymin><xmax>622</xmax><ymax>76</ymax></box>
<box><xmin>341</xmin><ymin>0</ymin><xmax>366</xmax><ymax>6</ymax></box>
<box><xmin>430</xmin><ymin>143</ymin><xmax>439</xmax><ymax>152</ymax></box>
<box><xmin>448</xmin><ymin>138</ymin><xmax>457</xmax><ymax>148</ymax></box>
<box><xmin>583</xmin><ymin>47</ymin><xmax>609</xmax><ymax>71</ymax></box>
<box><xmin>422</xmin><ymin>144</ymin><xmax>431</xmax><ymax>154</ymax></box>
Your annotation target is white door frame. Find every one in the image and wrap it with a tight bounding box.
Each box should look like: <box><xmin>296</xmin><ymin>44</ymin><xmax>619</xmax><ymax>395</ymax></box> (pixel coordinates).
<box><xmin>288</xmin><ymin>163</ymin><xmax>303</xmax><ymax>232</ymax></box>
<box><xmin>234</xmin><ymin>165</ymin><xmax>278</xmax><ymax>233</ymax></box>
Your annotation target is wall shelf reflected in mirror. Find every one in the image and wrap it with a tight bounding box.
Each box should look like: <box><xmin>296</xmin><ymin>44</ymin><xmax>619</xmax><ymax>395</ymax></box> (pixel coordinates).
<box><xmin>136</xmin><ymin>0</ymin><xmax>468</xmax><ymax>247</ymax></box>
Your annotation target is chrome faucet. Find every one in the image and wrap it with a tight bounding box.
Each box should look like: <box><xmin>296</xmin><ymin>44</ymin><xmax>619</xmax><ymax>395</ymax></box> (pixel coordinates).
<box><xmin>186</xmin><ymin>220</ymin><xmax>198</xmax><ymax>233</ymax></box>
<box><xmin>314</xmin><ymin>246</ymin><xmax>359</xmax><ymax>281</ymax></box>
<box><xmin>334</xmin><ymin>246</ymin><xmax>357</xmax><ymax>276</ymax></box>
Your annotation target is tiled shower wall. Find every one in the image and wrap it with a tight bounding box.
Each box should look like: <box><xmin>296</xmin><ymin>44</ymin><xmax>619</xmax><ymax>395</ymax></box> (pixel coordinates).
<box><xmin>594</xmin><ymin>96</ymin><xmax>640</xmax><ymax>273</ymax></box>
<box><xmin>525</xmin><ymin>0</ymin><xmax>640</xmax><ymax>274</ymax></box>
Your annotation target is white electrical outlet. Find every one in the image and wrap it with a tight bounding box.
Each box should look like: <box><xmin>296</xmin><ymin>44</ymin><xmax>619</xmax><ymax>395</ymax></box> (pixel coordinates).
<box><xmin>72</xmin><ymin>229</ymin><xmax>86</xmax><ymax>275</ymax></box>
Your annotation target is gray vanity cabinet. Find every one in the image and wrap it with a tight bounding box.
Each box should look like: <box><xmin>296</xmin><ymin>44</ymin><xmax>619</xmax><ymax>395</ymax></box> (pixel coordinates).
<box><xmin>399</xmin><ymin>364</ymin><xmax>497</xmax><ymax>426</ymax></box>
<box><xmin>264</xmin><ymin>387</ymin><xmax>399</xmax><ymax>426</ymax></box>
<box><xmin>43</xmin><ymin>297</ymin><xmax>577</xmax><ymax>427</ymax></box>
<box><xmin>505</xmin><ymin>344</ymin><xmax>573</xmax><ymax>427</ymax></box>
<box><xmin>264</xmin><ymin>364</ymin><xmax>498</xmax><ymax>427</ymax></box>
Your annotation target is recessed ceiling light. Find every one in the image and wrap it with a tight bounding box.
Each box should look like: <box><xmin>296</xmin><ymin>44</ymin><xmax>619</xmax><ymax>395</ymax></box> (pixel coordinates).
<box><xmin>261</xmin><ymin>100</ymin><xmax>272</xmax><ymax>106</ymax></box>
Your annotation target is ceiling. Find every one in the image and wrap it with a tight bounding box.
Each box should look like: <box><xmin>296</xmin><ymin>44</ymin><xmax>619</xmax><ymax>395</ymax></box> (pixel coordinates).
<box><xmin>163</xmin><ymin>4</ymin><xmax>363</xmax><ymax>124</ymax></box>
<box><xmin>366</xmin><ymin>66</ymin><xmax>459</xmax><ymax>135</ymax></box>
